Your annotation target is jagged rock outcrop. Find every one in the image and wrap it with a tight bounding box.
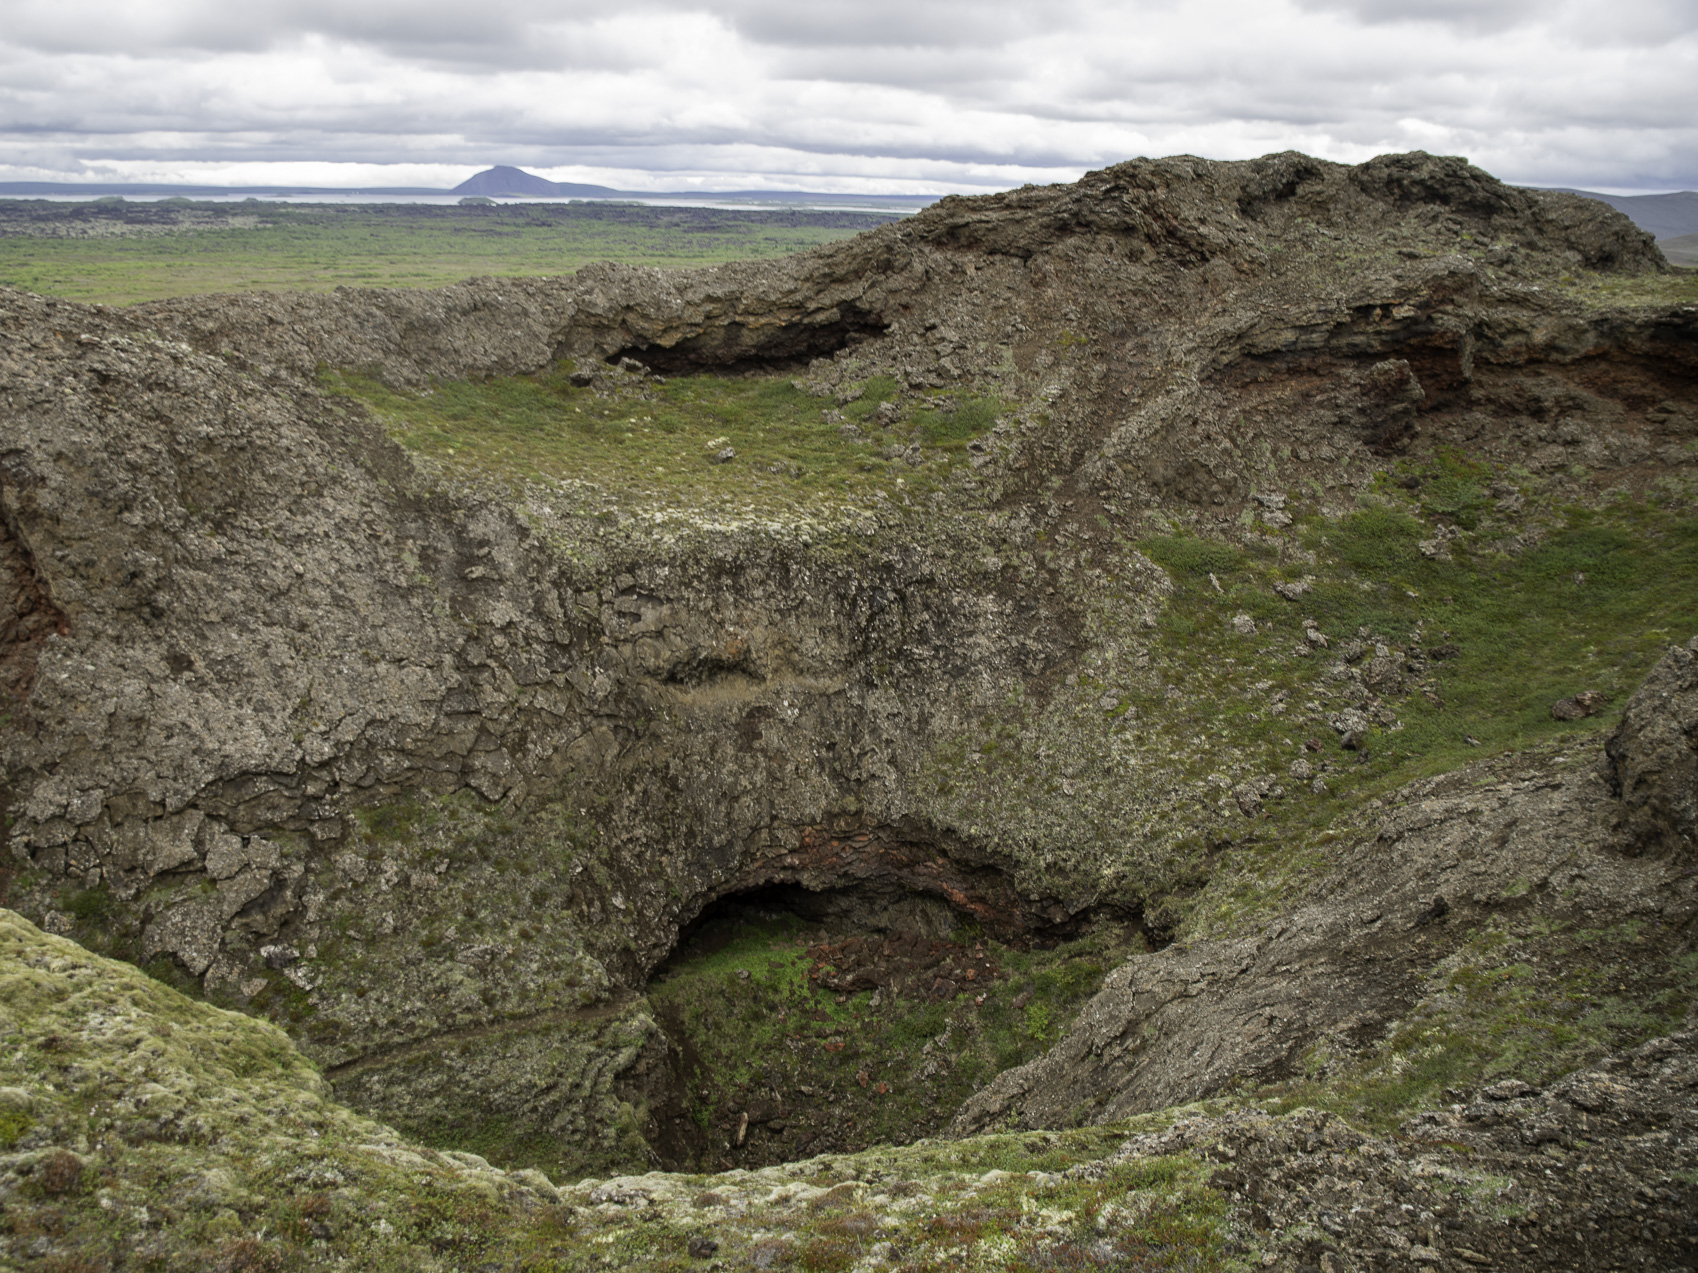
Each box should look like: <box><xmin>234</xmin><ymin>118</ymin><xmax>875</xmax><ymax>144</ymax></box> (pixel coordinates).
<box><xmin>102</xmin><ymin>149</ymin><xmax>1674</xmax><ymax>393</ymax></box>
<box><xmin>1608</xmin><ymin>635</ymin><xmax>1698</xmax><ymax>858</ymax></box>
<box><xmin>1</xmin><ymin>149</ymin><xmax>1693</xmax><ymax>1175</ymax></box>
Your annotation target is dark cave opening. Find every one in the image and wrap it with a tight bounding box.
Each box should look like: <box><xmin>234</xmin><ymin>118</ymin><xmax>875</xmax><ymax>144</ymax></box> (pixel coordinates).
<box><xmin>608</xmin><ymin>309</ymin><xmax>890</xmax><ymax>377</ymax></box>
<box><xmin>637</xmin><ymin>877</ymin><xmax>1147</xmax><ymax>1172</ymax></box>
<box><xmin>657</xmin><ymin>881</ymin><xmax>972</xmax><ymax>976</ymax></box>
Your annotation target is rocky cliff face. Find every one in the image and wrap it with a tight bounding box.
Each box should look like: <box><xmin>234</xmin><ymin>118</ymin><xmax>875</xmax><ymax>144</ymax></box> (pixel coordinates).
<box><xmin>952</xmin><ymin>637</ymin><xmax>1698</xmax><ymax>1134</ymax></box>
<box><xmin>1</xmin><ymin>149</ymin><xmax>1694</xmax><ymax>1201</ymax></box>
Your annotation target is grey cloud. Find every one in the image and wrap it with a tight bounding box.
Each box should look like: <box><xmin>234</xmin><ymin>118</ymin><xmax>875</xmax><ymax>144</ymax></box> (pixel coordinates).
<box><xmin>2</xmin><ymin>0</ymin><xmax>1049</xmax><ymax>59</ymax></box>
<box><xmin>720</xmin><ymin>0</ymin><xmax>1049</xmax><ymax>50</ymax></box>
<box><xmin>1</xmin><ymin>0</ymin><xmax>594</xmax><ymax>57</ymax></box>
<box><xmin>765</xmin><ymin>45</ymin><xmax>1027</xmax><ymax>91</ymax></box>
<box><xmin>1296</xmin><ymin>0</ymin><xmax>1694</xmax><ymax>43</ymax></box>
<box><xmin>0</xmin><ymin>0</ymin><xmax>1693</xmax><ymax>192</ymax></box>
<box><xmin>1293</xmin><ymin>0</ymin><xmax>1546</xmax><ymax>34</ymax></box>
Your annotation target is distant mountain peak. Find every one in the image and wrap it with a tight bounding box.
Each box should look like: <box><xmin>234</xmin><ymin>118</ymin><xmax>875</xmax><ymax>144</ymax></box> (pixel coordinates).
<box><xmin>452</xmin><ymin>165</ymin><xmax>558</xmax><ymax>196</ymax></box>
<box><xmin>451</xmin><ymin>166</ymin><xmax>618</xmax><ymax>199</ymax></box>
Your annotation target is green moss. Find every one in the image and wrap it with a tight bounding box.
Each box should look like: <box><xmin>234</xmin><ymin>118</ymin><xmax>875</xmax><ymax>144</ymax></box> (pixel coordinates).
<box><xmin>63</xmin><ymin>885</ymin><xmax>113</xmax><ymax>921</ymax></box>
<box><xmin>1549</xmin><ymin>266</ymin><xmax>1698</xmax><ymax>309</ymax></box>
<box><xmin>353</xmin><ymin>797</ymin><xmax>429</xmax><ymax>844</ymax></box>
<box><xmin>1</xmin><ymin>907</ymin><xmax>635</xmax><ymax>1269</ymax></box>
<box><xmin>1140</xmin><ymin>533</ymin><xmax>1249</xmax><ymax>580</ymax></box>
<box><xmin>913</xmin><ymin>395</ymin><xmax>1004</xmax><ymax>447</ymax></box>
<box><xmin>0</xmin><ymin>1107</ymin><xmax>32</xmax><ymax>1148</ymax></box>
<box><xmin>8</xmin><ymin>902</ymin><xmax>1656</xmax><ymax>1270</ymax></box>
<box><xmin>1404</xmin><ymin>449</ymin><xmax>1492</xmax><ymax>529</ymax></box>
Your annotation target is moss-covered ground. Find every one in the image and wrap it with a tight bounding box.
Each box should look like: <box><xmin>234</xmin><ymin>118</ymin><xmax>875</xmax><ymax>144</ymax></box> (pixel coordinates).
<box><xmin>0</xmin><ymin>906</ymin><xmax>1252</xmax><ymax>1270</ymax></box>
<box><xmin>0</xmin><ymin>909</ymin><xmax>586</xmax><ymax>1271</ymax></box>
<box><xmin>0</xmin><ymin>199</ymin><xmax>897</xmax><ymax>304</ymax></box>
<box><xmin>324</xmin><ymin>368</ymin><xmax>1008</xmax><ymax>523</ymax></box>
<box><xmin>1551</xmin><ymin>264</ymin><xmax>1698</xmax><ymax>308</ymax></box>
<box><xmin>4</xmin><ymin>900</ymin><xmax>1687</xmax><ymax>1271</ymax></box>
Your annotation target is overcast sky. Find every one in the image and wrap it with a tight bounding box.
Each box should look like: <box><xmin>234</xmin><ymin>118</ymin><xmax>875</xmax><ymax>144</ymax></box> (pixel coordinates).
<box><xmin>1</xmin><ymin>0</ymin><xmax>1693</xmax><ymax>194</ymax></box>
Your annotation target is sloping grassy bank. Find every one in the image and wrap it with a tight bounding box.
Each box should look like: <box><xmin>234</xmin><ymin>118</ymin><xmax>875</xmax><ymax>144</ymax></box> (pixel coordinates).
<box><xmin>323</xmin><ymin>368</ymin><xmax>1009</xmax><ymax>522</ymax></box>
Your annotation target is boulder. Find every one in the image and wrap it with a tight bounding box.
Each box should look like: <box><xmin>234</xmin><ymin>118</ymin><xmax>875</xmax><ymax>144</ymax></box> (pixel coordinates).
<box><xmin>1606</xmin><ymin>636</ymin><xmax>1698</xmax><ymax>857</ymax></box>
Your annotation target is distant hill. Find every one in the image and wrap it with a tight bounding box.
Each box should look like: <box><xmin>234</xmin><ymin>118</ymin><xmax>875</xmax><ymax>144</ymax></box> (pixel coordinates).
<box><xmin>446</xmin><ymin>166</ymin><xmax>929</xmax><ymax>208</ymax></box>
<box><xmin>0</xmin><ymin>163</ymin><xmax>931</xmax><ymax>210</ymax></box>
<box><xmin>1546</xmin><ymin>188</ymin><xmax>1698</xmax><ymax>241</ymax></box>
<box><xmin>450</xmin><ymin>166</ymin><xmax>620</xmax><ymax>199</ymax></box>
<box><xmin>1656</xmin><ymin>232</ymin><xmax>1698</xmax><ymax>268</ymax></box>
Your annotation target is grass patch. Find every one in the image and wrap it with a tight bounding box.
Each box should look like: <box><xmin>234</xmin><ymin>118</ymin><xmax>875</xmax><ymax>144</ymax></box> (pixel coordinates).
<box><xmin>0</xmin><ymin>200</ymin><xmax>895</xmax><ymax>305</ymax></box>
<box><xmin>1139</xmin><ymin>533</ymin><xmax>1250</xmax><ymax>581</ymax></box>
<box><xmin>1552</xmin><ymin>265</ymin><xmax>1698</xmax><ymax>309</ymax></box>
<box><xmin>840</xmin><ymin>374</ymin><xmax>901</xmax><ymax>422</ymax></box>
<box><xmin>918</xmin><ymin>452</ymin><xmax>1697</xmax><ymax>938</ymax></box>
<box><xmin>1290</xmin><ymin>510</ymin><xmax>1695</xmax><ymax>768</ymax></box>
<box><xmin>913</xmin><ymin>396</ymin><xmax>1003</xmax><ymax>447</ymax></box>
<box><xmin>324</xmin><ymin>368</ymin><xmax>1003</xmax><ymax>520</ymax></box>
<box><xmin>1142</xmin><ymin>472</ymin><xmax>1698</xmax><ymax>929</ymax></box>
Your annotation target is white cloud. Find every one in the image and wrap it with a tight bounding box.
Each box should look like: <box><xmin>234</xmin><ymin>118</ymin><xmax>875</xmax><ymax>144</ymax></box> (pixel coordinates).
<box><xmin>0</xmin><ymin>0</ymin><xmax>1692</xmax><ymax>192</ymax></box>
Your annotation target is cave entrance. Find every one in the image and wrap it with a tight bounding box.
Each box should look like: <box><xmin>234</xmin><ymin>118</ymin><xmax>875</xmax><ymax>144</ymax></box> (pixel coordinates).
<box><xmin>608</xmin><ymin>309</ymin><xmax>890</xmax><ymax>377</ymax></box>
<box><xmin>639</xmin><ymin>874</ymin><xmax>1146</xmax><ymax>1173</ymax></box>
<box><xmin>659</xmin><ymin>881</ymin><xmax>967</xmax><ymax>976</ymax></box>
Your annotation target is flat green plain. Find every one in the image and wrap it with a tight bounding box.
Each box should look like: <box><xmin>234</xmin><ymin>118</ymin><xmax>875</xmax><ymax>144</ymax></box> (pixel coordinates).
<box><xmin>0</xmin><ymin>199</ymin><xmax>897</xmax><ymax>305</ymax></box>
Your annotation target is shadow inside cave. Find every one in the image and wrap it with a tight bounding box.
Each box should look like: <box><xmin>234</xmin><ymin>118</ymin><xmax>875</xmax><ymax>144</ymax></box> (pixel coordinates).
<box><xmin>658</xmin><ymin>881</ymin><xmax>966</xmax><ymax>975</ymax></box>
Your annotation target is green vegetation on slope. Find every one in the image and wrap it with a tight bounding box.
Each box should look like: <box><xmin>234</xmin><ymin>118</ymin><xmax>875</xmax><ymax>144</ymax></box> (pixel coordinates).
<box><xmin>1266</xmin><ymin>910</ymin><xmax>1698</xmax><ymax>1130</ymax></box>
<box><xmin>324</xmin><ymin>368</ymin><xmax>1006</xmax><ymax>522</ymax></box>
<box><xmin>919</xmin><ymin>454</ymin><xmax>1698</xmax><ymax>936</ymax></box>
<box><xmin>1153</xmin><ymin>491</ymin><xmax>1697</xmax><ymax>785</ymax></box>
<box><xmin>1552</xmin><ymin>264</ymin><xmax>1698</xmax><ymax>308</ymax></box>
<box><xmin>0</xmin><ymin>906</ymin><xmax>1250</xmax><ymax>1271</ymax></box>
<box><xmin>0</xmin><ymin>909</ymin><xmax>580</xmax><ymax>1271</ymax></box>
<box><xmin>0</xmin><ymin>200</ymin><xmax>894</xmax><ymax>304</ymax></box>
<box><xmin>1165</xmin><ymin>473</ymin><xmax>1698</xmax><ymax>931</ymax></box>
